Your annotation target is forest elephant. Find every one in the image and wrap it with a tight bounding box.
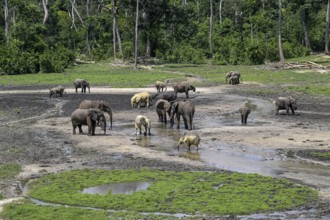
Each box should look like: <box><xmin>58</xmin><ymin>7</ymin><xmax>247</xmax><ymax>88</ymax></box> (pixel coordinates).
<box><xmin>225</xmin><ymin>71</ymin><xmax>241</xmax><ymax>84</ymax></box>
<box><xmin>177</xmin><ymin>133</ymin><xmax>201</xmax><ymax>151</ymax></box>
<box><xmin>155</xmin><ymin>99</ymin><xmax>173</xmax><ymax>124</ymax></box>
<box><xmin>155</xmin><ymin>80</ymin><xmax>168</xmax><ymax>92</ymax></box>
<box><xmin>171</xmin><ymin>100</ymin><xmax>195</xmax><ymax>130</ymax></box>
<box><xmin>49</xmin><ymin>86</ymin><xmax>65</xmax><ymax>98</ymax></box>
<box><xmin>274</xmin><ymin>96</ymin><xmax>297</xmax><ymax>115</ymax></box>
<box><xmin>71</xmin><ymin>108</ymin><xmax>106</xmax><ymax>136</ymax></box>
<box><xmin>73</xmin><ymin>79</ymin><xmax>90</xmax><ymax>93</ymax></box>
<box><xmin>239</xmin><ymin>103</ymin><xmax>251</xmax><ymax>125</ymax></box>
<box><xmin>131</xmin><ymin>92</ymin><xmax>152</xmax><ymax>108</ymax></box>
<box><xmin>173</xmin><ymin>82</ymin><xmax>196</xmax><ymax>98</ymax></box>
<box><xmin>162</xmin><ymin>91</ymin><xmax>177</xmax><ymax>102</ymax></box>
<box><xmin>135</xmin><ymin>115</ymin><xmax>151</xmax><ymax>136</ymax></box>
<box><xmin>229</xmin><ymin>75</ymin><xmax>240</xmax><ymax>85</ymax></box>
<box><xmin>79</xmin><ymin>100</ymin><xmax>113</xmax><ymax>130</ymax></box>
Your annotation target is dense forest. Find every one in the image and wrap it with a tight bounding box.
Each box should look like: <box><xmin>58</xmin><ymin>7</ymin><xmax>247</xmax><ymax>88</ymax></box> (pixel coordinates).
<box><xmin>1</xmin><ymin>0</ymin><xmax>330</xmax><ymax>74</ymax></box>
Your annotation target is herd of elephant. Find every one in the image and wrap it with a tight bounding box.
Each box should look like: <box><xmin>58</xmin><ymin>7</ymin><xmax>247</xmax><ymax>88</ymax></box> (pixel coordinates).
<box><xmin>50</xmin><ymin>76</ymin><xmax>298</xmax><ymax>151</ymax></box>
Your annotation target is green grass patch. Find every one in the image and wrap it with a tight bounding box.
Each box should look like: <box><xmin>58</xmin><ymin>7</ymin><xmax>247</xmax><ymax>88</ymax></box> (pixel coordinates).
<box><xmin>21</xmin><ymin>169</ymin><xmax>318</xmax><ymax>216</ymax></box>
<box><xmin>0</xmin><ymin>163</ymin><xmax>21</xmax><ymax>179</ymax></box>
<box><xmin>311</xmin><ymin>151</ymin><xmax>330</xmax><ymax>160</ymax></box>
<box><xmin>0</xmin><ymin>63</ymin><xmax>184</xmax><ymax>88</ymax></box>
<box><xmin>1</xmin><ymin>54</ymin><xmax>330</xmax><ymax>96</ymax></box>
<box><xmin>1</xmin><ymin>199</ymin><xmax>173</xmax><ymax>220</ymax></box>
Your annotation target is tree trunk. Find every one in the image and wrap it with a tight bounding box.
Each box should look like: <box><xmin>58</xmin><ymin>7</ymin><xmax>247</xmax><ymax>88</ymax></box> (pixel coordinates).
<box><xmin>116</xmin><ymin>24</ymin><xmax>124</xmax><ymax>59</ymax></box>
<box><xmin>301</xmin><ymin>8</ymin><xmax>311</xmax><ymax>51</ymax></box>
<box><xmin>278</xmin><ymin>0</ymin><xmax>285</xmax><ymax>64</ymax></box>
<box><xmin>209</xmin><ymin>0</ymin><xmax>213</xmax><ymax>55</ymax></box>
<box><xmin>4</xmin><ymin>0</ymin><xmax>10</xmax><ymax>46</ymax></box>
<box><xmin>42</xmin><ymin>0</ymin><xmax>49</xmax><ymax>25</ymax></box>
<box><xmin>219</xmin><ymin>0</ymin><xmax>224</xmax><ymax>24</ymax></box>
<box><xmin>325</xmin><ymin>0</ymin><xmax>330</xmax><ymax>54</ymax></box>
<box><xmin>70</xmin><ymin>0</ymin><xmax>85</xmax><ymax>27</ymax></box>
<box><xmin>134</xmin><ymin>0</ymin><xmax>139</xmax><ymax>68</ymax></box>
<box><xmin>112</xmin><ymin>0</ymin><xmax>116</xmax><ymax>59</ymax></box>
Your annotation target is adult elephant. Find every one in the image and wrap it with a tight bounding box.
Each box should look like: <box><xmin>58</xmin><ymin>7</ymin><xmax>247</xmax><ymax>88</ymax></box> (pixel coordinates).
<box><xmin>170</xmin><ymin>100</ymin><xmax>195</xmax><ymax>130</ymax></box>
<box><xmin>155</xmin><ymin>99</ymin><xmax>173</xmax><ymax>124</ymax></box>
<box><xmin>173</xmin><ymin>82</ymin><xmax>196</xmax><ymax>98</ymax></box>
<box><xmin>225</xmin><ymin>71</ymin><xmax>241</xmax><ymax>84</ymax></box>
<box><xmin>73</xmin><ymin>79</ymin><xmax>90</xmax><ymax>93</ymax></box>
<box><xmin>274</xmin><ymin>96</ymin><xmax>297</xmax><ymax>115</ymax></box>
<box><xmin>79</xmin><ymin>100</ymin><xmax>113</xmax><ymax>130</ymax></box>
<box><xmin>71</xmin><ymin>108</ymin><xmax>106</xmax><ymax>135</ymax></box>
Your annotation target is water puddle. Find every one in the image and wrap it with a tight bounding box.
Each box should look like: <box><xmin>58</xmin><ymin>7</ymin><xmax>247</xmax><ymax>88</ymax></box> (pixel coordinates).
<box><xmin>82</xmin><ymin>181</ymin><xmax>151</xmax><ymax>195</ymax></box>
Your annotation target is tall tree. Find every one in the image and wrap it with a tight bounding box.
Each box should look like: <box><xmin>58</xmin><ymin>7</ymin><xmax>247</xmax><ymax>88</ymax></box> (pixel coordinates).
<box><xmin>325</xmin><ymin>0</ymin><xmax>330</xmax><ymax>54</ymax></box>
<box><xmin>134</xmin><ymin>0</ymin><xmax>139</xmax><ymax>68</ymax></box>
<box><xmin>209</xmin><ymin>0</ymin><xmax>213</xmax><ymax>54</ymax></box>
<box><xmin>219</xmin><ymin>0</ymin><xmax>224</xmax><ymax>24</ymax></box>
<box><xmin>301</xmin><ymin>6</ymin><xmax>311</xmax><ymax>51</ymax></box>
<box><xmin>4</xmin><ymin>0</ymin><xmax>10</xmax><ymax>46</ymax></box>
<box><xmin>112</xmin><ymin>0</ymin><xmax>117</xmax><ymax>59</ymax></box>
<box><xmin>278</xmin><ymin>0</ymin><xmax>285</xmax><ymax>63</ymax></box>
<box><xmin>42</xmin><ymin>0</ymin><xmax>49</xmax><ymax>25</ymax></box>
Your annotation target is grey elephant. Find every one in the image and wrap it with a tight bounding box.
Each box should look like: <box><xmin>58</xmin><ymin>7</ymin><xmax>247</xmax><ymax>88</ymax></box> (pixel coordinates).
<box><xmin>173</xmin><ymin>82</ymin><xmax>196</xmax><ymax>98</ymax></box>
<box><xmin>71</xmin><ymin>108</ymin><xmax>106</xmax><ymax>135</ymax></box>
<box><xmin>49</xmin><ymin>86</ymin><xmax>65</xmax><ymax>98</ymax></box>
<box><xmin>225</xmin><ymin>71</ymin><xmax>241</xmax><ymax>84</ymax></box>
<box><xmin>229</xmin><ymin>75</ymin><xmax>240</xmax><ymax>85</ymax></box>
<box><xmin>79</xmin><ymin>100</ymin><xmax>113</xmax><ymax>130</ymax></box>
<box><xmin>171</xmin><ymin>100</ymin><xmax>195</xmax><ymax>130</ymax></box>
<box><xmin>274</xmin><ymin>96</ymin><xmax>297</xmax><ymax>115</ymax></box>
<box><xmin>162</xmin><ymin>91</ymin><xmax>177</xmax><ymax>102</ymax></box>
<box><xmin>73</xmin><ymin>79</ymin><xmax>90</xmax><ymax>93</ymax></box>
<box><xmin>135</xmin><ymin>115</ymin><xmax>151</xmax><ymax>136</ymax></box>
<box><xmin>239</xmin><ymin>103</ymin><xmax>251</xmax><ymax>125</ymax></box>
<box><xmin>155</xmin><ymin>99</ymin><xmax>173</xmax><ymax>124</ymax></box>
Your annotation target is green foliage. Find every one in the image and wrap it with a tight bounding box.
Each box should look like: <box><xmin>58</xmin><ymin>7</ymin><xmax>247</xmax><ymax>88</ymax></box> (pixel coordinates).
<box><xmin>22</xmin><ymin>169</ymin><xmax>317</xmax><ymax>216</ymax></box>
<box><xmin>39</xmin><ymin>46</ymin><xmax>76</xmax><ymax>73</ymax></box>
<box><xmin>159</xmin><ymin>43</ymin><xmax>206</xmax><ymax>64</ymax></box>
<box><xmin>0</xmin><ymin>163</ymin><xmax>21</xmax><ymax>179</ymax></box>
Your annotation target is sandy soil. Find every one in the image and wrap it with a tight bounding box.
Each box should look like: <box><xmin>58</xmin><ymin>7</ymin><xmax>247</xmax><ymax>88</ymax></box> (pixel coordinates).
<box><xmin>1</xmin><ymin>82</ymin><xmax>330</xmax><ymax>218</ymax></box>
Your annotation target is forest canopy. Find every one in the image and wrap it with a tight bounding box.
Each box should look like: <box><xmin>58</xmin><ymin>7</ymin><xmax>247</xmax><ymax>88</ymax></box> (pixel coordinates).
<box><xmin>1</xmin><ymin>0</ymin><xmax>329</xmax><ymax>74</ymax></box>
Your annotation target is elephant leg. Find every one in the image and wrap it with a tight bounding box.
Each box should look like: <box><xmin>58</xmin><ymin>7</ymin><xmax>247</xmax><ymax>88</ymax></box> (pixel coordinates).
<box><xmin>78</xmin><ymin>125</ymin><xmax>83</xmax><ymax>134</ymax></box>
<box><xmin>73</xmin><ymin>126</ymin><xmax>76</xmax><ymax>135</ymax></box>
<box><xmin>290</xmin><ymin>106</ymin><xmax>295</xmax><ymax>115</ymax></box>
<box><xmin>143</xmin><ymin>125</ymin><xmax>147</xmax><ymax>136</ymax></box>
<box><xmin>183</xmin><ymin>117</ymin><xmax>188</xmax><ymax>129</ymax></box>
<box><xmin>176</xmin><ymin>115</ymin><xmax>180</xmax><ymax>129</ymax></box>
<box><xmin>164</xmin><ymin>112</ymin><xmax>167</xmax><ymax>124</ymax></box>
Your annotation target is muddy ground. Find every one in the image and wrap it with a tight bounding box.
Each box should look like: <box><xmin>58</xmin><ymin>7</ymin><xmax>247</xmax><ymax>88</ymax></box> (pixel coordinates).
<box><xmin>1</xmin><ymin>81</ymin><xmax>330</xmax><ymax>219</ymax></box>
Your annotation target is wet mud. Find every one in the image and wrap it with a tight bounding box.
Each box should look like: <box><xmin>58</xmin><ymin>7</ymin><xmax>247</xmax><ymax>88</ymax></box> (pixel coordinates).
<box><xmin>1</xmin><ymin>85</ymin><xmax>330</xmax><ymax>218</ymax></box>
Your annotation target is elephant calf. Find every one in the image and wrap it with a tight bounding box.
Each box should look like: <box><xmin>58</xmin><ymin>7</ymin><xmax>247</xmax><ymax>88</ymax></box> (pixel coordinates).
<box><xmin>177</xmin><ymin>133</ymin><xmax>201</xmax><ymax>151</ymax></box>
<box><xmin>49</xmin><ymin>86</ymin><xmax>65</xmax><ymax>98</ymax></box>
<box><xmin>73</xmin><ymin>79</ymin><xmax>90</xmax><ymax>93</ymax></box>
<box><xmin>173</xmin><ymin>82</ymin><xmax>196</xmax><ymax>98</ymax></box>
<box><xmin>239</xmin><ymin>103</ymin><xmax>251</xmax><ymax>125</ymax></box>
<box><xmin>135</xmin><ymin>115</ymin><xmax>151</xmax><ymax>136</ymax></box>
<box><xmin>71</xmin><ymin>108</ymin><xmax>106</xmax><ymax>135</ymax></box>
<box><xmin>79</xmin><ymin>100</ymin><xmax>113</xmax><ymax>130</ymax></box>
<box><xmin>155</xmin><ymin>99</ymin><xmax>173</xmax><ymax>124</ymax></box>
<box><xmin>155</xmin><ymin>80</ymin><xmax>168</xmax><ymax>92</ymax></box>
<box><xmin>131</xmin><ymin>92</ymin><xmax>152</xmax><ymax>108</ymax></box>
<box><xmin>274</xmin><ymin>96</ymin><xmax>297</xmax><ymax>115</ymax></box>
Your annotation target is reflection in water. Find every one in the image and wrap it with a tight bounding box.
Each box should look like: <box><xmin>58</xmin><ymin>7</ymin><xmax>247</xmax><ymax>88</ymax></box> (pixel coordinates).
<box><xmin>82</xmin><ymin>182</ymin><xmax>151</xmax><ymax>195</ymax></box>
<box><xmin>179</xmin><ymin>151</ymin><xmax>200</xmax><ymax>161</ymax></box>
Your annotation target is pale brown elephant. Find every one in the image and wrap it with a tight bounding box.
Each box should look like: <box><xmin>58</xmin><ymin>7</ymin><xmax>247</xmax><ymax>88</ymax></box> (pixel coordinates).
<box><xmin>173</xmin><ymin>82</ymin><xmax>196</xmax><ymax>98</ymax></box>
